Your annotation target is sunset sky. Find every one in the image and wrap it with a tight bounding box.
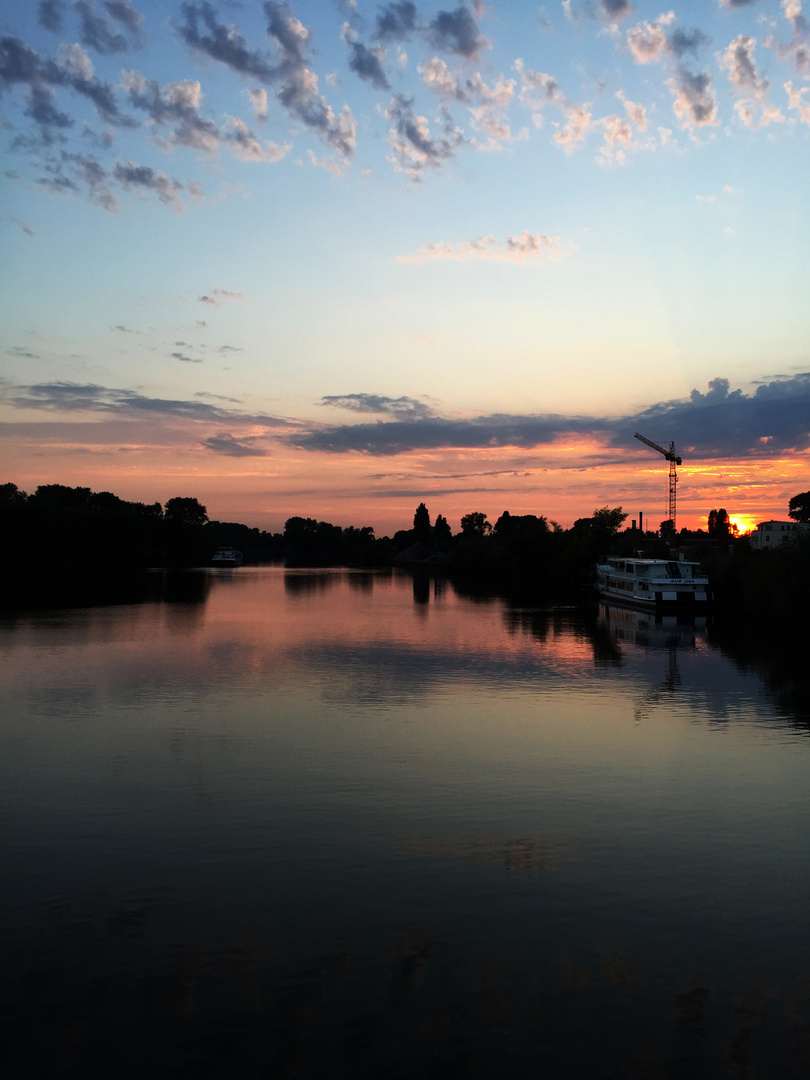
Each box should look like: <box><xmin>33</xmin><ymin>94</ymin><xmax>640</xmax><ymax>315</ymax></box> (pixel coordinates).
<box><xmin>1</xmin><ymin>0</ymin><xmax>808</xmax><ymax>535</ymax></box>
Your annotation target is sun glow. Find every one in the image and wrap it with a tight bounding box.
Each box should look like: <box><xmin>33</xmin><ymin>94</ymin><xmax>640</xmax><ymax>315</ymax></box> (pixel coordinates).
<box><xmin>729</xmin><ymin>516</ymin><xmax>755</xmax><ymax>536</ymax></box>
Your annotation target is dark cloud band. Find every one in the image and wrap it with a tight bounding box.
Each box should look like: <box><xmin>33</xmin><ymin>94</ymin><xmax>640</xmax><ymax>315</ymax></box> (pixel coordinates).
<box><xmin>291</xmin><ymin>375</ymin><xmax>810</xmax><ymax>459</ymax></box>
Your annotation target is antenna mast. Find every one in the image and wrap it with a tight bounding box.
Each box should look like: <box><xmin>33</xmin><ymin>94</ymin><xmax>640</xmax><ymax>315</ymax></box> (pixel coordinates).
<box><xmin>634</xmin><ymin>432</ymin><xmax>682</xmax><ymax>531</ymax></box>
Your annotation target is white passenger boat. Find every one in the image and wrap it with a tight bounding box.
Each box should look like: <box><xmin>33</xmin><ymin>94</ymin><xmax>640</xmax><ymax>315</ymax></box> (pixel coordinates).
<box><xmin>211</xmin><ymin>546</ymin><xmax>243</xmax><ymax>568</ymax></box>
<box><xmin>595</xmin><ymin>557</ymin><xmax>711</xmax><ymax>609</ymax></box>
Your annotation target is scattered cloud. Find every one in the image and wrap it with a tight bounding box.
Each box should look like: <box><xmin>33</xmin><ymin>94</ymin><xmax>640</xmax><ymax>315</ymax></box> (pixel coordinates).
<box><xmin>719</xmin><ymin>34</ymin><xmax>786</xmax><ymax>128</ymax></box>
<box><xmin>514</xmin><ymin>60</ymin><xmax>592</xmax><ymax>152</ymax></box>
<box><xmin>104</xmin><ymin>1</ymin><xmax>144</xmax><ymax>36</ymax></box>
<box><xmin>307</xmin><ymin>149</ymin><xmax>349</xmax><ymax>175</ymax></box>
<box><xmin>396</xmin><ymin>231</ymin><xmax>573</xmax><ymax>262</ymax></box>
<box><xmin>0</xmin><ymin>35</ymin><xmax>132</xmax><ymax>138</ymax></box>
<box><xmin>385</xmin><ymin>93</ymin><xmax>465</xmax><ymax>179</ymax></box>
<box><xmin>420</xmin><ymin>59</ymin><xmax>515</xmax><ymax>148</ymax></box>
<box><xmin>342</xmin><ymin>22</ymin><xmax>390</xmax><ymax>90</ymax></box>
<box><xmin>2</xmin><ymin>380</ymin><xmax>298</xmax><ymax>428</ymax></box>
<box><xmin>600</xmin><ymin>0</ymin><xmax>634</xmax><ymax>22</ymax></box>
<box><xmin>7</xmin><ymin>345</ymin><xmax>41</xmax><ymax>359</ymax></box>
<box><xmin>38</xmin><ymin>1</ymin><xmax>65</xmax><ymax>34</ymax></box>
<box><xmin>426</xmin><ymin>6</ymin><xmax>490</xmax><ymax>60</ymax></box>
<box><xmin>176</xmin><ymin>2</ymin><xmax>356</xmax><ymax>160</ymax></box>
<box><xmin>248</xmin><ymin>87</ymin><xmax>269</xmax><ymax>122</ymax></box>
<box><xmin>198</xmin><ymin>289</ymin><xmax>244</xmax><ymax>306</ymax></box>
<box><xmin>595</xmin><ymin>90</ymin><xmax>651</xmax><ymax>162</ymax></box>
<box><xmin>668</xmin><ymin>27</ymin><xmax>711</xmax><ymax>59</ymax></box>
<box><xmin>202</xmin><ymin>432</ymin><xmax>269</xmax><ymax>456</ymax></box>
<box><xmin>113</xmin><ymin>160</ymin><xmax>184</xmax><ymax>210</ymax></box>
<box><xmin>626</xmin><ymin>13</ymin><xmax>709</xmax><ymax>65</ymax></box>
<box><xmin>120</xmin><ymin>68</ymin><xmax>291</xmax><ymax>162</ymax></box>
<box><xmin>320</xmin><ymin>393</ymin><xmax>436</xmax><ymax>420</ymax></box>
<box><xmin>75</xmin><ymin>0</ymin><xmax>138</xmax><ymax>55</ymax></box>
<box><xmin>666</xmin><ymin>66</ymin><xmax>719</xmax><ymax>128</ymax></box>
<box><xmin>765</xmin><ymin>0</ymin><xmax>809</xmax><ymax>76</ymax></box>
<box><xmin>374</xmin><ymin>2</ymin><xmax>419</xmax><ymax>43</ymax></box>
<box><xmin>0</xmin><ymin>0</ymin><xmax>805</xmax><ymax>210</ymax></box>
<box><xmin>195</xmin><ymin>391</ymin><xmax>242</xmax><ymax>402</ymax></box>
<box><xmin>785</xmin><ymin>79</ymin><xmax>810</xmax><ymax>123</ymax></box>
<box><xmin>719</xmin><ymin>34</ymin><xmax>769</xmax><ymax>99</ymax></box>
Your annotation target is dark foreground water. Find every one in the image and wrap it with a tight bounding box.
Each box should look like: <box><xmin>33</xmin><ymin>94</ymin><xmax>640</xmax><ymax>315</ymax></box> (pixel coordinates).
<box><xmin>2</xmin><ymin>568</ymin><xmax>809</xmax><ymax>1079</ymax></box>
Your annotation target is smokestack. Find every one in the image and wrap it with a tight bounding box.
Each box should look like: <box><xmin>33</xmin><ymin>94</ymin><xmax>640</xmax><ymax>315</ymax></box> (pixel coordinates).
<box><xmin>639</xmin><ymin>511</ymin><xmax>643</xmax><ymax>533</ymax></box>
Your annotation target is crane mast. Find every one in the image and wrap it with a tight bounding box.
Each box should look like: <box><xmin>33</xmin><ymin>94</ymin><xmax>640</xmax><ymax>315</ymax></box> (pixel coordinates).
<box><xmin>634</xmin><ymin>432</ymin><xmax>682</xmax><ymax>532</ymax></box>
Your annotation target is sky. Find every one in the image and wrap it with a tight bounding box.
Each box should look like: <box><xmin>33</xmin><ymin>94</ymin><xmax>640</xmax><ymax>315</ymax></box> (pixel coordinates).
<box><xmin>1</xmin><ymin>0</ymin><xmax>808</xmax><ymax>536</ymax></box>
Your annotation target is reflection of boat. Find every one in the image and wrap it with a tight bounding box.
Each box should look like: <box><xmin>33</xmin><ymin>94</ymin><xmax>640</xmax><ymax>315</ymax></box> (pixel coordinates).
<box><xmin>211</xmin><ymin>546</ymin><xmax>243</xmax><ymax>568</ymax></box>
<box><xmin>597</xmin><ymin>603</ymin><xmax>704</xmax><ymax>720</ymax></box>
<box><xmin>596</xmin><ymin>557</ymin><xmax>711</xmax><ymax>610</ymax></box>
<box><xmin>598</xmin><ymin>602</ymin><xmax>706</xmax><ymax>649</ymax></box>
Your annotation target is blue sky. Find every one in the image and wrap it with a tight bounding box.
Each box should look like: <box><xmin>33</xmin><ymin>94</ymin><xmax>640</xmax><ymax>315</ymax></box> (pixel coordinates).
<box><xmin>1</xmin><ymin>1</ymin><xmax>808</xmax><ymax>532</ymax></box>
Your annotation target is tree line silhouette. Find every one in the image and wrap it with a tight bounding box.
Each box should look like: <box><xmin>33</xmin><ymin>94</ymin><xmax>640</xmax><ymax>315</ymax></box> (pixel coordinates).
<box><xmin>2</xmin><ymin>481</ymin><xmax>808</xmax><ymax>625</ymax></box>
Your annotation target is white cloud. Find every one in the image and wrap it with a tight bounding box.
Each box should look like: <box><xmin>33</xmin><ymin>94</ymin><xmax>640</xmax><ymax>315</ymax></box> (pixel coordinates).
<box><xmin>666</xmin><ymin>68</ymin><xmax>719</xmax><ymax>129</ymax></box>
<box><xmin>396</xmin><ymin>232</ymin><xmax>574</xmax><ymax>263</ymax></box>
<box><xmin>785</xmin><ymin>79</ymin><xmax>810</xmax><ymax>122</ymax></box>
<box><xmin>626</xmin><ymin>16</ymin><xmax>670</xmax><ymax>64</ymax></box>
<box><xmin>248</xmin><ymin>88</ymin><xmax>269</xmax><ymax>122</ymax></box>
<box><xmin>719</xmin><ymin>35</ymin><xmax>769</xmax><ymax>100</ymax></box>
<box><xmin>515</xmin><ymin>60</ymin><xmax>591</xmax><ymax>152</ymax></box>
<box><xmin>57</xmin><ymin>42</ymin><xmax>95</xmax><ymax>81</ymax></box>
<box><xmin>307</xmin><ymin>149</ymin><xmax>350</xmax><ymax>176</ymax></box>
<box><xmin>199</xmin><ymin>289</ymin><xmax>245</xmax><ymax>306</ymax></box>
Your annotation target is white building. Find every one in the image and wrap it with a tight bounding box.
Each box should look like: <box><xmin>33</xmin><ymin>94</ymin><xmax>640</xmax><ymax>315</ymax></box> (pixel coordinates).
<box><xmin>749</xmin><ymin>520</ymin><xmax>810</xmax><ymax>550</ymax></box>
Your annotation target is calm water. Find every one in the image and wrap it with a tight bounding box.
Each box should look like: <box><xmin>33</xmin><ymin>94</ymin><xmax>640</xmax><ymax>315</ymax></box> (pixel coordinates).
<box><xmin>2</xmin><ymin>568</ymin><xmax>809</xmax><ymax>1078</ymax></box>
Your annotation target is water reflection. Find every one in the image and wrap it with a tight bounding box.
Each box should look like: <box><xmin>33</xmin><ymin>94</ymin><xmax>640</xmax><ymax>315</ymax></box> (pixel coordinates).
<box><xmin>284</xmin><ymin>568</ymin><xmax>343</xmax><ymax>595</ymax></box>
<box><xmin>1</xmin><ymin>568</ymin><xmax>809</xmax><ymax>1077</ymax></box>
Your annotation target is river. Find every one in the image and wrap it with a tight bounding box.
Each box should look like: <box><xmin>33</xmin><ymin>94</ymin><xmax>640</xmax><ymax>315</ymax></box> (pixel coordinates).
<box><xmin>2</xmin><ymin>567</ymin><xmax>808</xmax><ymax>1077</ymax></box>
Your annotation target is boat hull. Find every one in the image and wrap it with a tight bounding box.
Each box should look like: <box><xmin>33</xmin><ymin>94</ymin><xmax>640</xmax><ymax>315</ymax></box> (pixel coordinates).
<box><xmin>595</xmin><ymin>585</ymin><xmax>711</xmax><ymax>611</ymax></box>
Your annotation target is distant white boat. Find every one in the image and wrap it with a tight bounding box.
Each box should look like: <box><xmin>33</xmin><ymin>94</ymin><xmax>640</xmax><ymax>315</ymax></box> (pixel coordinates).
<box><xmin>596</xmin><ymin>557</ymin><xmax>711</xmax><ymax>609</ymax></box>
<box><xmin>211</xmin><ymin>546</ymin><xmax>243</xmax><ymax>568</ymax></box>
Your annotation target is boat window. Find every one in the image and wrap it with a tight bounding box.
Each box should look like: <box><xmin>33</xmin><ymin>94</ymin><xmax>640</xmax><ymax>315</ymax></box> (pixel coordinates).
<box><xmin>667</xmin><ymin>562</ymin><xmax>682</xmax><ymax>579</ymax></box>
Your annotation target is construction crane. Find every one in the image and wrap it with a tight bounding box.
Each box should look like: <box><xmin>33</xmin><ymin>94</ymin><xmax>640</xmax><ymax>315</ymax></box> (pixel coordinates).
<box><xmin>634</xmin><ymin>432</ymin><xmax>682</xmax><ymax>531</ymax></box>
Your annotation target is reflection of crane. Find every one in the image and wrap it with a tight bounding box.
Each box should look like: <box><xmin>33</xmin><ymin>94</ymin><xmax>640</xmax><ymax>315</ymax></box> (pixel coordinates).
<box><xmin>634</xmin><ymin>432</ymin><xmax>682</xmax><ymax>531</ymax></box>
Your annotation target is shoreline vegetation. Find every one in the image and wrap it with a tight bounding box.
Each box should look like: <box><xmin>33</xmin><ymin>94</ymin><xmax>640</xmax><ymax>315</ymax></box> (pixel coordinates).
<box><xmin>2</xmin><ymin>482</ymin><xmax>808</xmax><ymax>629</ymax></box>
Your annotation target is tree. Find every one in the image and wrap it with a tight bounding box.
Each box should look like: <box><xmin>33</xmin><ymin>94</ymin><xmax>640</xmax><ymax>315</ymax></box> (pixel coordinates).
<box><xmin>788</xmin><ymin>491</ymin><xmax>810</xmax><ymax>523</ymax></box>
<box><xmin>0</xmin><ymin>482</ymin><xmax>27</xmax><ymax>504</ymax></box>
<box><xmin>707</xmin><ymin>508</ymin><xmax>730</xmax><ymax>537</ymax></box>
<box><xmin>590</xmin><ymin>507</ymin><xmax>628</xmax><ymax>534</ymax></box>
<box><xmin>660</xmin><ymin>519</ymin><xmax>676</xmax><ymax>541</ymax></box>
<box><xmin>460</xmin><ymin>512</ymin><xmax>491</xmax><ymax>538</ymax></box>
<box><xmin>164</xmin><ymin>496</ymin><xmax>208</xmax><ymax>527</ymax></box>
<box><xmin>493</xmin><ymin>512</ymin><xmax>548</xmax><ymax>539</ymax></box>
<box><xmin>33</xmin><ymin>484</ymin><xmax>92</xmax><ymax>508</ymax></box>
<box><xmin>413</xmin><ymin>502</ymin><xmax>431</xmax><ymax>541</ymax></box>
<box><xmin>434</xmin><ymin>514</ymin><xmax>452</xmax><ymax>546</ymax></box>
